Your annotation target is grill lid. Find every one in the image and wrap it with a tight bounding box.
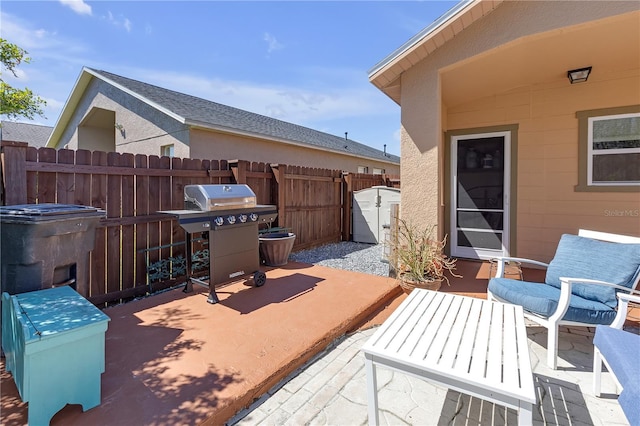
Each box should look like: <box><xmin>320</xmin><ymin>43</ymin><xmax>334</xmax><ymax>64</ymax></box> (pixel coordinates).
<box><xmin>184</xmin><ymin>184</ymin><xmax>257</xmax><ymax>211</ymax></box>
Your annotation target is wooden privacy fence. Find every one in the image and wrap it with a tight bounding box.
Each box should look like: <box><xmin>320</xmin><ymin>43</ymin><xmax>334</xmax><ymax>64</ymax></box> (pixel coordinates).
<box><xmin>1</xmin><ymin>142</ymin><xmax>399</xmax><ymax>307</ymax></box>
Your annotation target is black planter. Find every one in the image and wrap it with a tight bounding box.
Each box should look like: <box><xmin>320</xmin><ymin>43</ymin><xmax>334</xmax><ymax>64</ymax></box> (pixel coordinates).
<box><xmin>259</xmin><ymin>233</ymin><xmax>296</xmax><ymax>266</ymax></box>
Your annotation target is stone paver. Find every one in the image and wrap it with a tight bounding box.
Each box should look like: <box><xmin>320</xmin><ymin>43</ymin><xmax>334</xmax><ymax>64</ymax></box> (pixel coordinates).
<box><xmin>229</xmin><ymin>323</ymin><xmax>629</xmax><ymax>426</ymax></box>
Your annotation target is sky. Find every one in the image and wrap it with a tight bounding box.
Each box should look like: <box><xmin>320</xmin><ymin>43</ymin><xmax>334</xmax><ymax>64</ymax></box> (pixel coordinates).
<box><xmin>1</xmin><ymin>0</ymin><xmax>457</xmax><ymax>156</ymax></box>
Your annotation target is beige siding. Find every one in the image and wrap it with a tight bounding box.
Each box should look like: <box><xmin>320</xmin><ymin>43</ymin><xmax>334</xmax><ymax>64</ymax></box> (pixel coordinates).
<box><xmin>447</xmin><ymin>70</ymin><xmax>640</xmax><ymax>262</ymax></box>
<box><xmin>392</xmin><ymin>1</ymin><xmax>639</xmax><ymax>261</ymax></box>
<box><xmin>189</xmin><ymin>128</ymin><xmax>399</xmax><ymax>174</ymax></box>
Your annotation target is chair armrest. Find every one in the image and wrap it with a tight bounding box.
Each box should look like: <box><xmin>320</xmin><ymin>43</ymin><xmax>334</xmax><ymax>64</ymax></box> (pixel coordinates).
<box><xmin>559</xmin><ymin>277</ymin><xmax>633</xmax><ymax>293</ymax></box>
<box><xmin>552</xmin><ymin>278</ymin><xmax>640</xmax><ymax>327</ymax></box>
<box><xmin>610</xmin><ymin>292</ymin><xmax>640</xmax><ymax>329</ymax></box>
<box><xmin>493</xmin><ymin>257</ymin><xmax>549</xmax><ymax>278</ymax></box>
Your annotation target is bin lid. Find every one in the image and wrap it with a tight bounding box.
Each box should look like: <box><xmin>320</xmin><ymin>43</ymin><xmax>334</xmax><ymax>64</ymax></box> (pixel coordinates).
<box><xmin>0</xmin><ymin>203</ymin><xmax>105</xmax><ymax>222</ymax></box>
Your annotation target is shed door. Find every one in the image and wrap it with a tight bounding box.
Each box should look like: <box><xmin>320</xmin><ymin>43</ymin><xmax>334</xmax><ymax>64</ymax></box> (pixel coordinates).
<box><xmin>352</xmin><ymin>187</ymin><xmax>400</xmax><ymax>244</ymax></box>
<box><xmin>451</xmin><ymin>131</ymin><xmax>511</xmax><ymax>259</ymax></box>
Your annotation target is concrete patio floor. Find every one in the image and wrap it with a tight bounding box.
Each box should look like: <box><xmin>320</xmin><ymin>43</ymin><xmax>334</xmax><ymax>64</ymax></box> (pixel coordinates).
<box><xmin>1</xmin><ymin>259</ymin><xmax>636</xmax><ymax>425</ymax></box>
<box><xmin>231</xmin><ymin>322</ymin><xmax>632</xmax><ymax>426</ymax></box>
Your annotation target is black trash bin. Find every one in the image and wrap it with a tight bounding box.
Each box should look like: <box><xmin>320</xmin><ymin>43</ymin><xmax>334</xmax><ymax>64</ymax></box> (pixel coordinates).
<box><xmin>0</xmin><ymin>203</ymin><xmax>105</xmax><ymax>296</ymax></box>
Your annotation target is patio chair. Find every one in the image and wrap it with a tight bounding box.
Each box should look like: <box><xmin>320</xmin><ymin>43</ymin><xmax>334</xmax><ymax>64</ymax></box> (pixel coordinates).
<box><xmin>487</xmin><ymin>229</ymin><xmax>640</xmax><ymax>369</ymax></box>
<box><xmin>593</xmin><ymin>293</ymin><xmax>640</xmax><ymax>426</ymax></box>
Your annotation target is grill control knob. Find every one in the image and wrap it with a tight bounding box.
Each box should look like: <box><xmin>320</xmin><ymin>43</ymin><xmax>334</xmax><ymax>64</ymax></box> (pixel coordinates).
<box><xmin>249</xmin><ymin>213</ymin><xmax>258</xmax><ymax>222</ymax></box>
<box><xmin>227</xmin><ymin>215</ymin><xmax>236</xmax><ymax>225</ymax></box>
<box><xmin>214</xmin><ymin>217</ymin><xmax>224</xmax><ymax>226</ymax></box>
<box><xmin>239</xmin><ymin>214</ymin><xmax>247</xmax><ymax>223</ymax></box>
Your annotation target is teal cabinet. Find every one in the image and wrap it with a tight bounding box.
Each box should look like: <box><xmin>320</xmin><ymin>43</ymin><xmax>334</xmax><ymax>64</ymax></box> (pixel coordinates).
<box><xmin>2</xmin><ymin>286</ymin><xmax>110</xmax><ymax>425</ymax></box>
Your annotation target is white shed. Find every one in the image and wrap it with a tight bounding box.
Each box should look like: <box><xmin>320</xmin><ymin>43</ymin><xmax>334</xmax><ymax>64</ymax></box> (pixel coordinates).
<box><xmin>352</xmin><ymin>186</ymin><xmax>401</xmax><ymax>244</ymax></box>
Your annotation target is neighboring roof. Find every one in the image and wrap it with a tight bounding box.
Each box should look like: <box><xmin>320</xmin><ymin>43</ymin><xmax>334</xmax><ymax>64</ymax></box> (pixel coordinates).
<box><xmin>48</xmin><ymin>67</ymin><xmax>399</xmax><ymax>165</ymax></box>
<box><xmin>1</xmin><ymin>121</ymin><xmax>53</xmax><ymax>147</ymax></box>
<box><xmin>368</xmin><ymin>0</ymin><xmax>504</xmax><ymax>104</ymax></box>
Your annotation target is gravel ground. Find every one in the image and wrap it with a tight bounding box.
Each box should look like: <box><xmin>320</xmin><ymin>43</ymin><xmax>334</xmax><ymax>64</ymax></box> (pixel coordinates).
<box><xmin>289</xmin><ymin>241</ymin><xmax>390</xmax><ymax>277</ymax></box>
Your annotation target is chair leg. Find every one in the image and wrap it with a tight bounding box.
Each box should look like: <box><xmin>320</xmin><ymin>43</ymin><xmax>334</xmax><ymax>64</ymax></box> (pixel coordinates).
<box><xmin>593</xmin><ymin>347</ymin><xmax>602</xmax><ymax>396</ymax></box>
<box><xmin>547</xmin><ymin>325</ymin><xmax>558</xmax><ymax>369</ymax></box>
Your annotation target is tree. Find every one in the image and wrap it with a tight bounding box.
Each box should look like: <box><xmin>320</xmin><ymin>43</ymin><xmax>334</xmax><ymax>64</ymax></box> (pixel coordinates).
<box><xmin>1</xmin><ymin>38</ymin><xmax>46</xmax><ymax>120</ymax></box>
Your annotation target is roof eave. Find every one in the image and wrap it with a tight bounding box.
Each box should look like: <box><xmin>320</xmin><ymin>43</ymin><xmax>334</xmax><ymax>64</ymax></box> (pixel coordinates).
<box><xmin>46</xmin><ymin>67</ymin><xmax>93</xmax><ymax>148</ymax></box>
<box><xmin>368</xmin><ymin>0</ymin><xmax>503</xmax><ymax>104</ymax></box>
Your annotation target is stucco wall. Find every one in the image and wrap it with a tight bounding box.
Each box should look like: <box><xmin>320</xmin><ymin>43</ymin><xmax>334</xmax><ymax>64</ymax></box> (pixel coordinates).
<box><xmin>56</xmin><ymin>79</ymin><xmax>190</xmax><ymax>157</ymax></box>
<box><xmin>189</xmin><ymin>129</ymin><xmax>400</xmax><ymax>174</ymax></box>
<box><xmin>397</xmin><ymin>1</ymin><xmax>639</xmax><ymax>260</ymax></box>
<box><xmin>77</xmin><ymin>125</ymin><xmax>113</xmax><ymax>152</ymax></box>
<box><xmin>447</xmin><ymin>71</ymin><xmax>640</xmax><ymax>262</ymax></box>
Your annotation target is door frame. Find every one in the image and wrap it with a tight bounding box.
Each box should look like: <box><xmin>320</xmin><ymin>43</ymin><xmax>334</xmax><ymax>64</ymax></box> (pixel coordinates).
<box><xmin>444</xmin><ymin>125</ymin><xmax>518</xmax><ymax>259</ymax></box>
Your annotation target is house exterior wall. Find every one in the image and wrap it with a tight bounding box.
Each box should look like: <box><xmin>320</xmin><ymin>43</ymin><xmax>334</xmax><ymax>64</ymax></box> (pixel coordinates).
<box><xmin>54</xmin><ymin>79</ymin><xmax>190</xmax><ymax>157</ymax></box>
<box><xmin>447</xmin><ymin>73</ymin><xmax>640</xmax><ymax>262</ymax></box>
<box><xmin>189</xmin><ymin>128</ymin><xmax>400</xmax><ymax>174</ymax></box>
<box><xmin>397</xmin><ymin>1</ymin><xmax>639</xmax><ymax>260</ymax></box>
<box><xmin>55</xmin><ymin>77</ymin><xmax>398</xmax><ymax>173</ymax></box>
<box><xmin>76</xmin><ymin>125</ymin><xmax>113</xmax><ymax>152</ymax></box>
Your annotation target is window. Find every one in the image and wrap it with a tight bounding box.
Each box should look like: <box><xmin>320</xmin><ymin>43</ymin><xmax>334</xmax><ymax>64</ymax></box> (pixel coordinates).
<box><xmin>357</xmin><ymin>166</ymin><xmax>368</xmax><ymax>174</ymax></box>
<box><xmin>161</xmin><ymin>144</ymin><xmax>174</xmax><ymax>158</ymax></box>
<box><xmin>372</xmin><ymin>168</ymin><xmax>385</xmax><ymax>175</ymax></box>
<box><xmin>588</xmin><ymin>113</ymin><xmax>639</xmax><ymax>186</ymax></box>
<box><xmin>576</xmin><ymin>106</ymin><xmax>640</xmax><ymax>191</ymax></box>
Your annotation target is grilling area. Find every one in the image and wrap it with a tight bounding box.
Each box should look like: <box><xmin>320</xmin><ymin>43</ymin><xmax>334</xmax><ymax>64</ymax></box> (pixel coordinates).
<box><xmin>1</xmin><ymin>258</ymin><xmax>401</xmax><ymax>425</ymax></box>
<box><xmin>2</xmin><ymin>258</ymin><xmax>636</xmax><ymax>425</ymax></box>
<box><xmin>160</xmin><ymin>184</ymin><xmax>278</xmax><ymax>304</ymax></box>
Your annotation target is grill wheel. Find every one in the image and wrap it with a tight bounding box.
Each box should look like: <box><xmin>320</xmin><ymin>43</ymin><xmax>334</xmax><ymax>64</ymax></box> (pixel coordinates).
<box><xmin>253</xmin><ymin>271</ymin><xmax>267</xmax><ymax>287</ymax></box>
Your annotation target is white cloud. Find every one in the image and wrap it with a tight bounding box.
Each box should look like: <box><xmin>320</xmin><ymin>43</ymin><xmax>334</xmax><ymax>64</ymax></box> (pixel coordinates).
<box><xmin>103</xmin><ymin>11</ymin><xmax>133</xmax><ymax>33</ymax></box>
<box><xmin>59</xmin><ymin>0</ymin><xmax>92</xmax><ymax>16</ymax></box>
<box><xmin>1</xmin><ymin>12</ymin><xmax>88</xmax><ymax>57</ymax></box>
<box><xmin>263</xmin><ymin>32</ymin><xmax>284</xmax><ymax>54</ymax></box>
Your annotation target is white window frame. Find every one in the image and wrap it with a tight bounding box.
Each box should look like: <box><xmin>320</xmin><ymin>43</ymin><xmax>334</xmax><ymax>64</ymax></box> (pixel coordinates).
<box><xmin>587</xmin><ymin>112</ymin><xmax>640</xmax><ymax>186</ymax></box>
<box><xmin>372</xmin><ymin>168</ymin><xmax>384</xmax><ymax>175</ymax></box>
<box><xmin>161</xmin><ymin>144</ymin><xmax>174</xmax><ymax>158</ymax></box>
<box><xmin>357</xmin><ymin>166</ymin><xmax>368</xmax><ymax>174</ymax></box>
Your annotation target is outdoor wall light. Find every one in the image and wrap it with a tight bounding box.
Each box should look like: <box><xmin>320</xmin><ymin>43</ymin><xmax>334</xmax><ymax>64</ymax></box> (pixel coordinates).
<box><xmin>567</xmin><ymin>66</ymin><xmax>592</xmax><ymax>84</ymax></box>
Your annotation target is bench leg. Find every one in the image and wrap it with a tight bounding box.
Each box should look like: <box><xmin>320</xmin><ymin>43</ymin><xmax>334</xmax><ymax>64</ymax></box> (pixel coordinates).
<box><xmin>364</xmin><ymin>356</ymin><xmax>379</xmax><ymax>426</ymax></box>
<box><xmin>547</xmin><ymin>325</ymin><xmax>558</xmax><ymax>369</ymax></box>
<box><xmin>518</xmin><ymin>402</ymin><xmax>534</xmax><ymax>426</ymax></box>
<box><xmin>593</xmin><ymin>347</ymin><xmax>602</xmax><ymax>396</ymax></box>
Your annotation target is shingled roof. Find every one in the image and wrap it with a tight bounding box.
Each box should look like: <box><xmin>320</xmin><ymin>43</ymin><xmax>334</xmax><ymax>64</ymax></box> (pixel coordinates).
<box><xmin>83</xmin><ymin>68</ymin><xmax>399</xmax><ymax>164</ymax></box>
<box><xmin>1</xmin><ymin>121</ymin><xmax>53</xmax><ymax>147</ymax></box>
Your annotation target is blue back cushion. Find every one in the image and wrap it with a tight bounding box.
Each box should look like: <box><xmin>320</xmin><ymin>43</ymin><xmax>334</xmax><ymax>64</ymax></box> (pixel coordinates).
<box><xmin>545</xmin><ymin>234</ymin><xmax>640</xmax><ymax>307</ymax></box>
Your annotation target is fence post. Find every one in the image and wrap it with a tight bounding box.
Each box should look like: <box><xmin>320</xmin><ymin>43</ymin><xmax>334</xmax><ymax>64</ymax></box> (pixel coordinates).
<box><xmin>270</xmin><ymin>164</ymin><xmax>287</xmax><ymax>229</ymax></box>
<box><xmin>342</xmin><ymin>171</ymin><xmax>352</xmax><ymax>242</ymax></box>
<box><xmin>1</xmin><ymin>141</ymin><xmax>29</xmax><ymax>205</ymax></box>
<box><xmin>389</xmin><ymin>203</ymin><xmax>400</xmax><ymax>278</ymax></box>
<box><xmin>229</xmin><ymin>159</ymin><xmax>248</xmax><ymax>184</ymax></box>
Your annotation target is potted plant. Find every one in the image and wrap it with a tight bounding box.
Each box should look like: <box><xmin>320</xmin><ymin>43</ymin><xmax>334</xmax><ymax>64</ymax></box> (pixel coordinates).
<box><xmin>387</xmin><ymin>219</ymin><xmax>461</xmax><ymax>293</ymax></box>
<box><xmin>258</xmin><ymin>225</ymin><xmax>296</xmax><ymax>267</ymax></box>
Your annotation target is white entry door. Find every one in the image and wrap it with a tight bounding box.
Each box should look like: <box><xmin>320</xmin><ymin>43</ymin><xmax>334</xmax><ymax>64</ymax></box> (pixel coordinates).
<box><xmin>451</xmin><ymin>131</ymin><xmax>511</xmax><ymax>259</ymax></box>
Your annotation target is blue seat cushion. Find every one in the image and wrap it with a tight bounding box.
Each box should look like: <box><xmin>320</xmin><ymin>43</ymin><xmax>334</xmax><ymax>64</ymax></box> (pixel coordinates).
<box><xmin>594</xmin><ymin>325</ymin><xmax>640</xmax><ymax>426</ymax></box>
<box><xmin>488</xmin><ymin>278</ymin><xmax>617</xmax><ymax>324</ymax></box>
<box><xmin>545</xmin><ymin>235</ymin><xmax>640</xmax><ymax>308</ymax></box>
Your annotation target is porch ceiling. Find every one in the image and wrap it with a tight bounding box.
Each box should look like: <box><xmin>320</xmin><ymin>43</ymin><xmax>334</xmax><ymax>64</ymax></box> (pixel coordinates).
<box><xmin>441</xmin><ymin>11</ymin><xmax>640</xmax><ymax>107</ymax></box>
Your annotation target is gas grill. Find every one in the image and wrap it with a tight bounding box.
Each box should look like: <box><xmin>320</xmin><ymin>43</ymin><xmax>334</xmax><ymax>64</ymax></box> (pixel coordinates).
<box><xmin>160</xmin><ymin>184</ymin><xmax>277</xmax><ymax>304</ymax></box>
